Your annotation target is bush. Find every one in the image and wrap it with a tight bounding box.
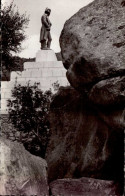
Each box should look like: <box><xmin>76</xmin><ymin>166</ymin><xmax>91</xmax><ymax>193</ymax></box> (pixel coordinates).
<box><xmin>7</xmin><ymin>82</ymin><xmax>53</xmax><ymax>158</ymax></box>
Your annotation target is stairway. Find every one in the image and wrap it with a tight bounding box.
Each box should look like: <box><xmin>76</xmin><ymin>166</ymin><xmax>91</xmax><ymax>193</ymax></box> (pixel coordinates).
<box><xmin>1</xmin><ymin>50</ymin><xmax>69</xmax><ymax>114</ymax></box>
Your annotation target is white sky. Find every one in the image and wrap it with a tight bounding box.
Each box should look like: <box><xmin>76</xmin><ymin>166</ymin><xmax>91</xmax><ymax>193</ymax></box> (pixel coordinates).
<box><xmin>2</xmin><ymin>0</ymin><xmax>93</xmax><ymax>58</ymax></box>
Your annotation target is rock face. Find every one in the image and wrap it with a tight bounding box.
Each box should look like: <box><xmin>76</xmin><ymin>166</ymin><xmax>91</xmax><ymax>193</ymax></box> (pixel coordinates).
<box><xmin>46</xmin><ymin>1</ymin><xmax>124</xmax><ymax>194</ymax></box>
<box><xmin>0</xmin><ymin>138</ymin><xmax>49</xmax><ymax>195</ymax></box>
<box><xmin>46</xmin><ymin>87</ymin><xmax>124</xmax><ymax>194</ymax></box>
<box><xmin>60</xmin><ymin>0</ymin><xmax>125</xmax><ymax>106</ymax></box>
<box><xmin>50</xmin><ymin>177</ymin><xmax>120</xmax><ymax>196</ymax></box>
<box><xmin>89</xmin><ymin>76</ymin><xmax>125</xmax><ymax>106</ymax></box>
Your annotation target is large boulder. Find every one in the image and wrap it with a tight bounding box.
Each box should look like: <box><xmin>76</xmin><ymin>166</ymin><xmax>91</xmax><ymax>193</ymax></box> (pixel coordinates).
<box><xmin>0</xmin><ymin>138</ymin><xmax>49</xmax><ymax>195</ymax></box>
<box><xmin>60</xmin><ymin>0</ymin><xmax>125</xmax><ymax>106</ymax></box>
<box><xmin>46</xmin><ymin>87</ymin><xmax>124</xmax><ymax>195</ymax></box>
<box><xmin>50</xmin><ymin>177</ymin><xmax>120</xmax><ymax>196</ymax></box>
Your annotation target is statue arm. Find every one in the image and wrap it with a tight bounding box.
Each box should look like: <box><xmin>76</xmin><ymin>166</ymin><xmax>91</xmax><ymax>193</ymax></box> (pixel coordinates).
<box><xmin>42</xmin><ymin>15</ymin><xmax>50</xmax><ymax>28</ymax></box>
<box><xmin>47</xmin><ymin>18</ymin><xmax>52</xmax><ymax>26</ymax></box>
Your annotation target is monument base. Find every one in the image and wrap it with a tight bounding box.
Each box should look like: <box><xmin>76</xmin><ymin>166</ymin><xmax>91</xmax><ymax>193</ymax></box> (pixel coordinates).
<box><xmin>36</xmin><ymin>50</ymin><xmax>57</xmax><ymax>62</ymax></box>
<box><xmin>1</xmin><ymin>50</ymin><xmax>69</xmax><ymax>114</ymax></box>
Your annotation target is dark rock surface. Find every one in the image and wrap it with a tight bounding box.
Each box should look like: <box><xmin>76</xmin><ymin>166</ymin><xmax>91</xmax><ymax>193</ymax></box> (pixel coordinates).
<box><xmin>46</xmin><ymin>1</ymin><xmax>125</xmax><ymax>195</ymax></box>
<box><xmin>89</xmin><ymin>76</ymin><xmax>125</xmax><ymax>106</ymax></box>
<box><xmin>60</xmin><ymin>0</ymin><xmax>125</xmax><ymax>106</ymax></box>
<box><xmin>50</xmin><ymin>177</ymin><xmax>120</xmax><ymax>196</ymax></box>
<box><xmin>0</xmin><ymin>138</ymin><xmax>49</xmax><ymax>195</ymax></box>
<box><xmin>46</xmin><ymin>87</ymin><xmax>124</xmax><ymax>195</ymax></box>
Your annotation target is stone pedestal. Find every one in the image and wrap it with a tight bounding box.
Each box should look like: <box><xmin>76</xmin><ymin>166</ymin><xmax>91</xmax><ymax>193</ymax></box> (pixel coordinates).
<box><xmin>1</xmin><ymin>50</ymin><xmax>69</xmax><ymax>114</ymax></box>
<box><xmin>36</xmin><ymin>50</ymin><xmax>57</xmax><ymax>62</ymax></box>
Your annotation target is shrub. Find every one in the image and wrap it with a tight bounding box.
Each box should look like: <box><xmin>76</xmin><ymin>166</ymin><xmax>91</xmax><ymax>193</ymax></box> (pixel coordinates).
<box><xmin>7</xmin><ymin>82</ymin><xmax>53</xmax><ymax>158</ymax></box>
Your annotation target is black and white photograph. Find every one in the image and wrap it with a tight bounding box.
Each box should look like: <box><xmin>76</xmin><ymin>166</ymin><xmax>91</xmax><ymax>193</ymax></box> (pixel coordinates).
<box><xmin>1</xmin><ymin>0</ymin><xmax>125</xmax><ymax>195</ymax></box>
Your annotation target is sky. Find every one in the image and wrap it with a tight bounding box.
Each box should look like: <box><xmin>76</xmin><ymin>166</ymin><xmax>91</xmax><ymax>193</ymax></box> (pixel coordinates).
<box><xmin>2</xmin><ymin>0</ymin><xmax>93</xmax><ymax>58</ymax></box>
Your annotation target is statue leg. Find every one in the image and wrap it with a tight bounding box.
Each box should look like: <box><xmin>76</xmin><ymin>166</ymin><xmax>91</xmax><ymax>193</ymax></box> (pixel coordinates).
<box><xmin>41</xmin><ymin>40</ymin><xmax>46</xmax><ymax>49</ymax></box>
<box><xmin>47</xmin><ymin>33</ymin><xmax>52</xmax><ymax>49</ymax></box>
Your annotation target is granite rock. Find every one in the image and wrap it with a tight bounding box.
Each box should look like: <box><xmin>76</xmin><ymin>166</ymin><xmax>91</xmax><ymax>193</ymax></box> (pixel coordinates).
<box><xmin>60</xmin><ymin>0</ymin><xmax>125</xmax><ymax>106</ymax></box>
<box><xmin>89</xmin><ymin>76</ymin><xmax>125</xmax><ymax>106</ymax></box>
<box><xmin>0</xmin><ymin>138</ymin><xmax>49</xmax><ymax>195</ymax></box>
<box><xmin>46</xmin><ymin>87</ymin><xmax>124</xmax><ymax>195</ymax></box>
<box><xmin>50</xmin><ymin>177</ymin><xmax>120</xmax><ymax>196</ymax></box>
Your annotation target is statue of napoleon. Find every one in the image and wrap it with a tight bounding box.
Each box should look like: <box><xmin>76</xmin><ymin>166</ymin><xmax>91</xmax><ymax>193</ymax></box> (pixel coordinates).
<box><xmin>40</xmin><ymin>8</ymin><xmax>52</xmax><ymax>50</ymax></box>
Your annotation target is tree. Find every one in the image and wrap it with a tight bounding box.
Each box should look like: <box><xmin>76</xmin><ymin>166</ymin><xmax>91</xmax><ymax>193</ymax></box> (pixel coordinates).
<box><xmin>7</xmin><ymin>82</ymin><xmax>53</xmax><ymax>158</ymax></box>
<box><xmin>1</xmin><ymin>2</ymin><xmax>29</xmax><ymax>79</ymax></box>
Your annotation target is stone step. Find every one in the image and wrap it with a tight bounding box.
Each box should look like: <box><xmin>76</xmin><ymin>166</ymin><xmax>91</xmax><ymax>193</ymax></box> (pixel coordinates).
<box><xmin>1</xmin><ymin>80</ymin><xmax>51</xmax><ymax>92</ymax></box>
<box><xmin>1</xmin><ymin>92</ymin><xmax>12</xmax><ymax>99</ymax></box>
<box><xmin>1</xmin><ymin>50</ymin><xmax>69</xmax><ymax>114</ymax></box>
<box><xmin>11</xmin><ymin>71</ymin><xmax>22</xmax><ymax>80</ymax></box>
<box><xmin>11</xmin><ymin>70</ymin><xmax>66</xmax><ymax>80</ymax></box>
<box><xmin>36</xmin><ymin>49</ymin><xmax>57</xmax><ymax>62</ymax></box>
<box><xmin>23</xmin><ymin>68</ymin><xmax>67</xmax><ymax>77</ymax></box>
<box><xmin>1</xmin><ymin>78</ymin><xmax>69</xmax><ymax>114</ymax></box>
<box><xmin>1</xmin><ymin>79</ymin><xmax>69</xmax><ymax>99</ymax></box>
<box><xmin>24</xmin><ymin>61</ymin><xmax>63</xmax><ymax>70</ymax></box>
<box><xmin>10</xmin><ymin>78</ymin><xmax>69</xmax><ymax>86</ymax></box>
<box><xmin>1</xmin><ymin>81</ymin><xmax>15</xmax><ymax>89</ymax></box>
<box><xmin>1</xmin><ymin>99</ymin><xmax>9</xmax><ymax>113</ymax></box>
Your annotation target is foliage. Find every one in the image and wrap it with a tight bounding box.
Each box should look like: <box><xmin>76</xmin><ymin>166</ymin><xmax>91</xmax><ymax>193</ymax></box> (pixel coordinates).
<box><xmin>2</xmin><ymin>56</ymin><xmax>35</xmax><ymax>81</ymax></box>
<box><xmin>1</xmin><ymin>1</ymin><xmax>29</xmax><ymax>75</ymax></box>
<box><xmin>7</xmin><ymin>82</ymin><xmax>53</xmax><ymax>157</ymax></box>
<box><xmin>52</xmin><ymin>80</ymin><xmax>60</xmax><ymax>91</ymax></box>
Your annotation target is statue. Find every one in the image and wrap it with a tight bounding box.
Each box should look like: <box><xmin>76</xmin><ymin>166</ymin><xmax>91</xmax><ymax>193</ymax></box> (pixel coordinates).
<box><xmin>40</xmin><ymin>8</ymin><xmax>52</xmax><ymax>50</ymax></box>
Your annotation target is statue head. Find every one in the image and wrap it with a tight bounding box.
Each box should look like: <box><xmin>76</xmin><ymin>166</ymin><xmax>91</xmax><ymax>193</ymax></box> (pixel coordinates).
<box><xmin>45</xmin><ymin>8</ymin><xmax>51</xmax><ymax>16</ymax></box>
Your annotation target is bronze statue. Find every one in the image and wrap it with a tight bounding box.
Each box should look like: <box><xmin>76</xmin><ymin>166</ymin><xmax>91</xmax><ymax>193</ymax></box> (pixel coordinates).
<box><xmin>40</xmin><ymin>8</ymin><xmax>52</xmax><ymax>50</ymax></box>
